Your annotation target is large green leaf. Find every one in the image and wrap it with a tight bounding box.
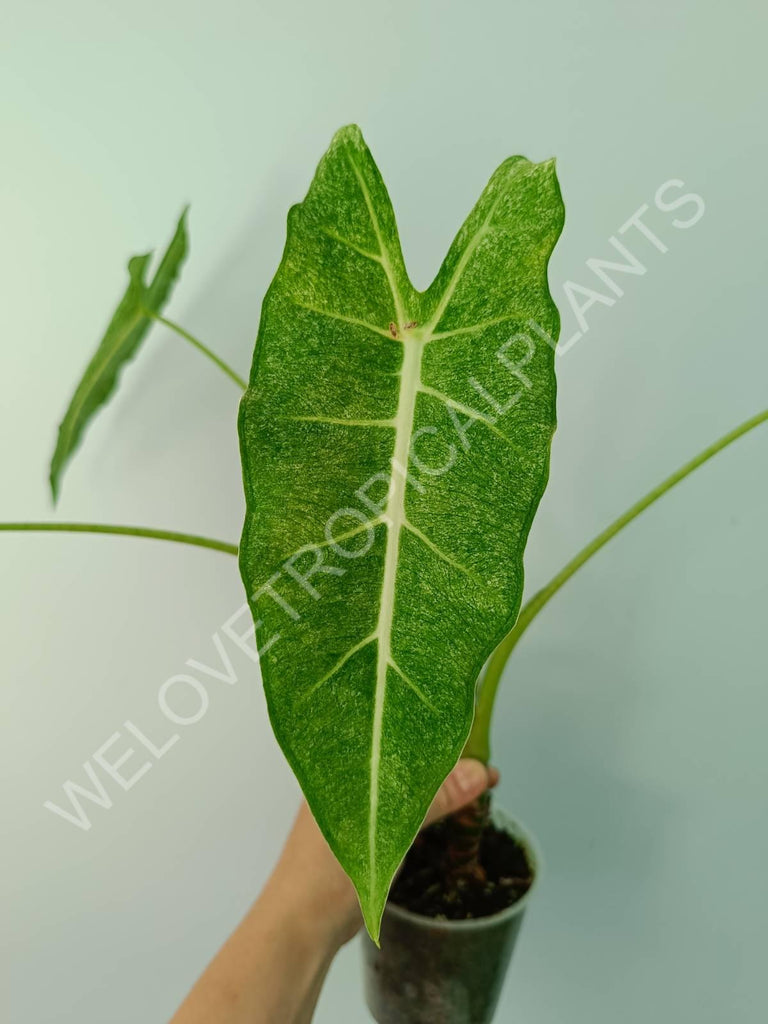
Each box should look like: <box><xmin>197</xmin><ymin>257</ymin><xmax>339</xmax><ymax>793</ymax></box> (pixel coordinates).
<box><xmin>238</xmin><ymin>126</ymin><xmax>564</xmax><ymax>939</ymax></box>
<box><xmin>49</xmin><ymin>209</ymin><xmax>188</xmax><ymax>501</ymax></box>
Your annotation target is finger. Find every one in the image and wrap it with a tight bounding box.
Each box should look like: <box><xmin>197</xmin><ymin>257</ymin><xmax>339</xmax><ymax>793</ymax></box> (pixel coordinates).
<box><xmin>424</xmin><ymin>759</ymin><xmax>497</xmax><ymax>827</ymax></box>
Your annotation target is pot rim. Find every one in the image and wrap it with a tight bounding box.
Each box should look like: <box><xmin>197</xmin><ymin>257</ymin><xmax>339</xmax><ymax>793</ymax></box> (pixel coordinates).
<box><xmin>380</xmin><ymin>806</ymin><xmax>542</xmax><ymax>932</ymax></box>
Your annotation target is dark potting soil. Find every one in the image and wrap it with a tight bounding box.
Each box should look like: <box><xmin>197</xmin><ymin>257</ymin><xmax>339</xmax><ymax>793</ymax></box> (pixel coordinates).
<box><xmin>389</xmin><ymin>818</ymin><xmax>533</xmax><ymax>921</ymax></box>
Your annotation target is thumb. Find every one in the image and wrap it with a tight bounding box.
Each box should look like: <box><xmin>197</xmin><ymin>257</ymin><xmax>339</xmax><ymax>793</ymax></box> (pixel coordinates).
<box><xmin>424</xmin><ymin>759</ymin><xmax>499</xmax><ymax>827</ymax></box>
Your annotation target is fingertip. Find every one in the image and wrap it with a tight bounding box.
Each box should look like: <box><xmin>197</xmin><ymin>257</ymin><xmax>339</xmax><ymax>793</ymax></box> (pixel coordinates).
<box><xmin>453</xmin><ymin>758</ymin><xmax>488</xmax><ymax>796</ymax></box>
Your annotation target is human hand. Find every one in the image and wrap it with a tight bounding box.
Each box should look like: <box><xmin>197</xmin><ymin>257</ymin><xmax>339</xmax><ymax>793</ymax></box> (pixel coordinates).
<box><xmin>171</xmin><ymin>760</ymin><xmax>499</xmax><ymax>1024</ymax></box>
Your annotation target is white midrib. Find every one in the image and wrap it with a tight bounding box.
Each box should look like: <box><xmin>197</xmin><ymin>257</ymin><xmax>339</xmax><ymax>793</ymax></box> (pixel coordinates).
<box><xmin>368</xmin><ymin>334</ymin><xmax>424</xmax><ymax>896</ymax></box>
<box><xmin>348</xmin><ymin>144</ymin><xmax>492</xmax><ymax>906</ymax></box>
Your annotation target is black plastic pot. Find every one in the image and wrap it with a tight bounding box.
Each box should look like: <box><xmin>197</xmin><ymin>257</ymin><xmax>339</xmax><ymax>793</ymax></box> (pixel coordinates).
<box><xmin>361</xmin><ymin>810</ymin><xmax>540</xmax><ymax>1024</ymax></box>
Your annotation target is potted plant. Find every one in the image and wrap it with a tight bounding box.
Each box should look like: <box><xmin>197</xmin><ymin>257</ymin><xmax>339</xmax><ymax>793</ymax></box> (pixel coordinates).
<box><xmin>2</xmin><ymin>125</ymin><xmax>765</xmax><ymax>1024</ymax></box>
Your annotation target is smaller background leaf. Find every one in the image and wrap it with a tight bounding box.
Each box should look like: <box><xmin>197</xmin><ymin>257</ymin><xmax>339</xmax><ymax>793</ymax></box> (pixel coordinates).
<box><xmin>49</xmin><ymin>208</ymin><xmax>189</xmax><ymax>502</ymax></box>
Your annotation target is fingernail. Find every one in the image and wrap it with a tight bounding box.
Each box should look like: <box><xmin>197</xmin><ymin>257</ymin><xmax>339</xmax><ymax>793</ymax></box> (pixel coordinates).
<box><xmin>488</xmin><ymin>766</ymin><xmax>500</xmax><ymax>788</ymax></box>
<box><xmin>454</xmin><ymin>759</ymin><xmax>488</xmax><ymax>795</ymax></box>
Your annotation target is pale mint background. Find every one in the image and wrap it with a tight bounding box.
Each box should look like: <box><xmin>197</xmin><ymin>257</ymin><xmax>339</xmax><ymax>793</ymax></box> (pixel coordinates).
<box><xmin>1</xmin><ymin>2</ymin><xmax>766</xmax><ymax>1021</ymax></box>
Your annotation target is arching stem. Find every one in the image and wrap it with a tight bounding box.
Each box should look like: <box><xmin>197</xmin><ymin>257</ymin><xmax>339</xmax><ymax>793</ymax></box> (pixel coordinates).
<box><xmin>0</xmin><ymin>522</ymin><xmax>238</xmax><ymax>556</ymax></box>
<box><xmin>146</xmin><ymin>311</ymin><xmax>247</xmax><ymax>390</ymax></box>
<box><xmin>464</xmin><ymin>406</ymin><xmax>768</xmax><ymax>763</ymax></box>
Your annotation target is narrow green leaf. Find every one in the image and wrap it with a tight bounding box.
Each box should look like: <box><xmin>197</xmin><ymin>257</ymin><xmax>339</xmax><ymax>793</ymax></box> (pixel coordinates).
<box><xmin>238</xmin><ymin>125</ymin><xmax>564</xmax><ymax>939</ymax></box>
<box><xmin>49</xmin><ymin>209</ymin><xmax>189</xmax><ymax>501</ymax></box>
